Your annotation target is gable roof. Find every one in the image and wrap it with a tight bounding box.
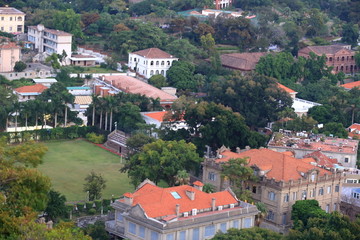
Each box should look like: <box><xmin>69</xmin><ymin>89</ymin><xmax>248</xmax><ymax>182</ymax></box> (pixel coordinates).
<box><xmin>215</xmin><ymin>148</ymin><xmax>332</xmax><ymax>182</ymax></box>
<box><xmin>103</xmin><ymin>75</ymin><xmax>177</xmax><ymax>103</ymax></box>
<box><xmin>299</xmin><ymin>45</ymin><xmax>353</xmax><ymax>55</ymax></box>
<box><xmin>144</xmin><ymin>111</ymin><xmax>167</xmax><ymax>122</ymax></box>
<box><xmin>349</xmin><ymin>123</ymin><xmax>360</xmax><ymax>131</ymax></box>
<box><xmin>131</xmin><ymin>48</ymin><xmax>176</xmax><ymax>59</ymax></box>
<box><xmin>341</xmin><ymin>81</ymin><xmax>360</xmax><ymax>90</ymax></box>
<box><xmin>0</xmin><ymin>7</ymin><xmax>25</xmax><ymax>15</ymax></box>
<box><xmin>220</xmin><ymin>52</ymin><xmax>268</xmax><ymax>71</ymax></box>
<box><xmin>120</xmin><ymin>182</ymin><xmax>238</xmax><ymax>218</ymax></box>
<box><xmin>277</xmin><ymin>83</ymin><xmax>297</xmax><ymax>94</ymax></box>
<box><xmin>14</xmin><ymin>84</ymin><xmax>48</xmax><ymax>93</ymax></box>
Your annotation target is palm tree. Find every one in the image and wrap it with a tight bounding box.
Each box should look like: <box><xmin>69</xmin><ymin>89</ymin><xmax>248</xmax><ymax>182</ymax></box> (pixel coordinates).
<box><xmin>105</xmin><ymin>96</ymin><xmax>116</xmax><ymax>132</ymax></box>
<box><xmin>255</xmin><ymin>202</ymin><xmax>267</xmax><ymax>227</ymax></box>
<box><xmin>91</xmin><ymin>95</ymin><xmax>99</xmax><ymax>126</ymax></box>
<box><xmin>174</xmin><ymin>170</ymin><xmax>190</xmax><ymax>186</ymax></box>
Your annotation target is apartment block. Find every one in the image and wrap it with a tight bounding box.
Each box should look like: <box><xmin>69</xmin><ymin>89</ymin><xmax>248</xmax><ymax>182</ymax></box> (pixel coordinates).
<box><xmin>0</xmin><ymin>6</ymin><xmax>25</xmax><ymax>33</ymax></box>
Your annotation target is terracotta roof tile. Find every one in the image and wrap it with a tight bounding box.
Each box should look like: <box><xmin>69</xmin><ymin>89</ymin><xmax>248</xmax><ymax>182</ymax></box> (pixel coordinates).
<box><xmin>131</xmin><ymin>48</ymin><xmax>176</xmax><ymax>59</ymax></box>
<box><xmin>216</xmin><ymin>148</ymin><xmax>332</xmax><ymax>182</ymax></box>
<box><xmin>120</xmin><ymin>183</ymin><xmax>238</xmax><ymax>218</ymax></box>
<box><xmin>0</xmin><ymin>40</ymin><xmax>20</xmax><ymax>49</ymax></box>
<box><xmin>220</xmin><ymin>52</ymin><xmax>268</xmax><ymax>71</ymax></box>
<box><xmin>277</xmin><ymin>83</ymin><xmax>297</xmax><ymax>94</ymax></box>
<box><xmin>299</xmin><ymin>45</ymin><xmax>353</xmax><ymax>55</ymax></box>
<box><xmin>341</xmin><ymin>81</ymin><xmax>360</xmax><ymax>90</ymax></box>
<box><xmin>349</xmin><ymin>123</ymin><xmax>360</xmax><ymax>132</ymax></box>
<box><xmin>14</xmin><ymin>84</ymin><xmax>48</xmax><ymax>93</ymax></box>
<box><xmin>103</xmin><ymin>75</ymin><xmax>177</xmax><ymax>102</ymax></box>
<box><xmin>304</xmin><ymin>150</ymin><xmax>338</xmax><ymax>168</ymax></box>
<box><xmin>144</xmin><ymin>111</ymin><xmax>167</xmax><ymax>122</ymax></box>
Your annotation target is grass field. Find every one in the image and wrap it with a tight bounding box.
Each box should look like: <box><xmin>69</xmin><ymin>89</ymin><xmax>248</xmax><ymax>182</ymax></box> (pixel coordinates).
<box><xmin>38</xmin><ymin>139</ymin><xmax>134</xmax><ymax>202</ymax></box>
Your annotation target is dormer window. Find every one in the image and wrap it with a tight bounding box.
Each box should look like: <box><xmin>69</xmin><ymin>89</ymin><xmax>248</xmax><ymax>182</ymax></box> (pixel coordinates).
<box><xmin>170</xmin><ymin>191</ymin><xmax>181</xmax><ymax>199</ymax></box>
<box><xmin>311</xmin><ymin>173</ymin><xmax>316</xmax><ymax>182</ymax></box>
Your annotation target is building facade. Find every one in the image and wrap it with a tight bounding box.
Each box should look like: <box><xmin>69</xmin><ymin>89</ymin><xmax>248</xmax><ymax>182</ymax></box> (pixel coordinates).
<box><xmin>298</xmin><ymin>45</ymin><xmax>357</xmax><ymax>74</ymax></box>
<box><xmin>106</xmin><ymin>179</ymin><xmax>258</xmax><ymax>240</ymax></box>
<box><xmin>27</xmin><ymin>24</ymin><xmax>72</xmax><ymax>63</ymax></box>
<box><xmin>14</xmin><ymin>84</ymin><xmax>48</xmax><ymax>102</ymax></box>
<box><xmin>128</xmin><ymin>48</ymin><xmax>178</xmax><ymax>79</ymax></box>
<box><xmin>0</xmin><ymin>6</ymin><xmax>25</xmax><ymax>33</ymax></box>
<box><xmin>214</xmin><ymin>0</ymin><xmax>233</xmax><ymax>9</ymax></box>
<box><xmin>0</xmin><ymin>38</ymin><xmax>20</xmax><ymax>72</ymax></box>
<box><xmin>202</xmin><ymin>147</ymin><xmax>343</xmax><ymax>233</ymax></box>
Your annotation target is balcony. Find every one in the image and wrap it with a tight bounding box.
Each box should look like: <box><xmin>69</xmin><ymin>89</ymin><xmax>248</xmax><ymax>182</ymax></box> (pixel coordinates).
<box><xmin>105</xmin><ymin>220</ymin><xmax>125</xmax><ymax>237</ymax></box>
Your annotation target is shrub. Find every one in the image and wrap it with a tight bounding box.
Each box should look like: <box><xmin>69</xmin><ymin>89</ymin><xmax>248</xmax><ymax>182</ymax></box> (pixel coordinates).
<box><xmin>86</xmin><ymin>202</ymin><xmax>93</xmax><ymax>211</ymax></box>
<box><xmin>102</xmin><ymin>199</ymin><xmax>111</xmax><ymax>207</ymax></box>
<box><xmin>94</xmin><ymin>200</ymin><xmax>102</xmax><ymax>210</ymax></box>
<box><xmin>77</xmin><ymin>203</ymin><xmax>85</xmax><ymax>212</ymax></box>
<box><xmin>88</xmin><ymin>208</ymin><xmax>96</xmax><ymax>215</ymax></box>
<box><xmin>86</xmin><ymin>132</ymin><xmax>105</xmax><ymax>144</ymax></box>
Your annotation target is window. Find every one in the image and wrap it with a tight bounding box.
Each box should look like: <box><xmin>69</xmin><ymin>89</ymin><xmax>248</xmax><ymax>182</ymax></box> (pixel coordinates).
<box><xmin>327</xmin><ymin>186</ymin><xmax>332</xmax><ymax>194</ymax></box>
<box><xmin>161</xmin><ymin>61</ymin><xmax>164</xmax><ymax>65</ymax></box>
<box><xmin>10</xmin><ymin>17</ymin><xmax>12</xmax><ymax>21</ymax></box>
<box><xmin>151</xmin><ymin>231</ymin><xmax>159</xmax><ymax>240</ymax></box>
<box><xmin>204</xmin><ymin>225</ymin><xmax>215</xmax><ymax>237</ymax></box>
<box><xmin>310</xmin><ymin>189</ymin><xmax>315</xmax><ymax>198</ymax></box>
<box><xmin>292</xmin><ymin>192</ymin><xmax>297</xmax><ymax>201</ymax></box>
<box><xmin>220</xmin><ymin>223</ymin><xmax>227</xmax><ymax>233</ymax></box>
<box><xmin>233</xmin><ymin>220</ymin><xmax>239</xmax><ymax>228</ymax></box>
<box><xmin>283</xmin><ymin>193</ymin><xmax>289</xmax><ymax>202</ymax></box>
<box><xmin>167</xmin><ymin>61</ymin><xmax>170</xmax><ymax>65</ymax></box>
<box><xmin>150</xmin><ymin>70</ymin><xmax>154</xmax><ymax>76</ymax></box>
<box><xmin>268</xmin><ymin>191</ymin><xmax>276</xmax><ymax>201</ymax></box>
<box><xmin>302</xmin><ymin>190</ymin><xmax>307</xmax><ymax>200</ymax></box>
<box><xmin>151</xmin><ymin>61</ymin><xmax>154</xmax><ymax>65</ymax></box>
<box><xmin>319</xmin><ymin>187</ymin><xmax>324</xmax><ymax>195</ymax></box>
<box><xmin>345</xmin><ymin>158</ymin><xmax>349</xmax><ymax>163</ymax></box>
<box><xmin>179</xmin><ymin>231</ymin><xmax>186</xmax><ymax>240</ymax></box>
<box><xmin>311</xmin><ymin>174</ymin><xmax>316</xmax><ymax>182</ymax></box>
<box><xmin>325</xmin><ymin>204</ymin><xmax>330</xmax><ymax>213</ymax></box>
<box><xmin>116</xmin><ymin>213</ymin><xmax>123</xmax><ymax>221</ymax></box>
<box><xmin>9</xmin><ymin>27</ymin><xmax>12</xmax><ymax>31</ymax></box>
<box><xmin>139</xmin><ymin>226</ymin><xmax>145</xmax><ymax>238</ymax></box>
<box><xmin>166</xmin><ymin>233</ymin><xmax>174</xmax><ymax>240</ymax></box>
<box><xmin>208</xmin><ymin>172</ymin><xmax>217</xmax><ymax>181</ymax></box>
<box><xmin>252</xmin><ymin>186</ymin><xmax>257</xmax><ymax>193</ymax></box>
<box><xmin>333</xmin><ymin>203</ymin><xmax>337</xmax><ymax>211</ymax></box>
<box><xmin>335</xmin><ymin>185</ymin><xmax>339</xmax><ymax>192</ymax></box>
<box><xmin>267</xmin><ymin>210</ymin><xmax>275</xmax><ymax>221</ymax></box>
<box><xmin>192</xmin><ymin>228</ymin><xmax>199</xmax><ymax>240</ymax></box>
<box><xmin>1</xmin><ymin>17</ymin><xmax>3</xmax><ymax>20</ymax></box>
<box><xmin>156</xmin><ymin>61</ymin><xmax>159</xmax><ymax>65</ymax></box>
<box><xmin>282</xmin><ymin>213</ymin><xmax>287</xmax><ymax>225</ymax></box>
<box><xmin>18</xmin><ymin>17</ymin><xmax>22</xmax><ymax>21</ymax></box>
<box><xmin>129</xmin><ymin>222</ymin><xmax>136</xmax><ymax>235</ymax></box>
<box><xmin>244</xmin><ymin>218</ymin><xmax>252</xmax><ymax>228</ymax></box>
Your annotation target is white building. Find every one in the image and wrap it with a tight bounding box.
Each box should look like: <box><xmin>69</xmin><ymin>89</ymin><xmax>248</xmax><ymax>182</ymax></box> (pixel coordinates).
<box><xmin>128</xmin><ymin>48</ymin><xmax>178</xmax><ymax>79</ymax></box>
<box><xmin>27</xmin><ymin>24</ymin><xmax>72</xmax><ymax>64</ymax></box>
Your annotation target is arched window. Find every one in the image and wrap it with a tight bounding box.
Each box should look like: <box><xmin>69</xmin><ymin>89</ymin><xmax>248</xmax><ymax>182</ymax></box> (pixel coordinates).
<box><xmin>161</xmin><ymin>70</ymin><xmax>164</xmax><ymax>76</ymax></box>
<box><xmin>161</xmin><ymin>61</ymin><xmax>164</xmax><ymax>65</ymax></box>
<box><xmin>336</xmin><ymin>66</ymin><xmax>338</xmax><ymax>71</ymax></box>
<box><xmin>156</xmin><ymin>61</ymin><xmax>159</xmax><ymax>65</ymax></box>
<box><xmin>150</xmin><ymin>61</ymin><xmax>154</xmax><ymax>66</ymax></box>
<box><xmin>155</xmin><ymin>70</ymin><xmax>159</xmax><ymax>74</ymax></box>
<box><xmin>150</xmin><ymin>70</ymin><xmax>154</xmax><ymax>75</ymax></box>
<box><xmin>342</xmin><ymin>57</ymin><xmax>345</xmax><ymax>61</ymax></box>
<box><xmin>326</xmin><ymin>57</ymin><xmax>328</xmax><ymax>62</ymax></box>
<box><xmin>346</xmin><ymin>66</ymin><xmax>348</xmax><ymax>71</ymax></box>
<box><xmin>18</xmin><ymin>17</ymin><xmax>22</xmax><ymax>21</ymax></box>
<box><xmin>134</xmin><ymin>58</ymin><xmax>137</xmax><ymax>62</ymax></box>
<box><xmin>337</xmin><ymin>57</ymin><xmax>339</xmax><ymax>61</ymax></box>
<box><xmin>340</xmin><ymin>66</ymin><xmax>344</xmax><ymax>71</ymax></box>
<box><xmin>167</xmin><ymin>61</ymin><xmax>170</xmax><ymax>65</ymax></box>
<box><xmin>329</xmin><ymin>57</ymin><xmax>332</xmax><ymax>62</ymax></box>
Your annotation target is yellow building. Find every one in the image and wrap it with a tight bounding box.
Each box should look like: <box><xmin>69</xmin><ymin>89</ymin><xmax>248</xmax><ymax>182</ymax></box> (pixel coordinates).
<box><xmin>0</xmin><ymin>6</ymin><xmax>25</xmax><ymax>33</ymax></box>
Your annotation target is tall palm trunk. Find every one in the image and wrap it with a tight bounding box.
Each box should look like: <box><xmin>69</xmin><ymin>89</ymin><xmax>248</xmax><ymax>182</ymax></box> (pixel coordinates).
<box><xmin>54</xmin><ymin>112</ymin><xmax>58</xmax><ymax>127</ymax></box>
<box><xmin>105</xmin><ymin>112</ymin><xmax>108</xmax><ymax>131</ymax></box>
<box><xmin>92</xmin><ymin>105</ymin><xmax>95</xmax><ymax>126</ymax></box>
<box><xmin>15</xmin><ymin>114</ymin><xmax>18</xmax><ymax>132</ymax></box>
<box><xmin>99</xmin><ymin>110</ymin><xmax>103</xmax><ymax>129</ymax></box>
<box><xmin>25</xmin><ymin>113</ymin><xmax>28</xmax><ymax>129</ymax></box>
<box><xmin>64</xmin><ymin>106</ymin><xmax>68</xmax><ymax>127</ymax></box>
<box><xmin>109</xmin><ymin>110</ymin><xmax>113</xmax><ymax>132</ymax></box>
<box><xmin>35</xmin><ymin>113</ymin><xmax>38</xmax><ymax>128</ymax></box>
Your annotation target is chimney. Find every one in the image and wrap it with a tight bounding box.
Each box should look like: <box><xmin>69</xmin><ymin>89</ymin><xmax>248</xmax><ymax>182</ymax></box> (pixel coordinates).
<box><xmin>123</xmin><ymin>192</ymin><xmax>134</xmax><ymax>205</ymax></box>
<box><xmin>236</xmin><ymin>147</ymin><xmax>241</xmax><ymax>153</ymax></box>
<box><xmin>175</xmin><ymin>204</ymin><xmax>180</xmax><ymax>217</ymax></box>
<box><xmin>211</xmin><ymin>198</ymin><xmax>216</xmax><ymax>211</ymax></box>
<box><xmin>193</xmin><ymin>181</ymin><xmax>204</xmax><ymax>191</ymax></box>
<box><xmin>186</xmin><ymin>189</ymin><xmax>195</xmax><ymax>200</ymax></box>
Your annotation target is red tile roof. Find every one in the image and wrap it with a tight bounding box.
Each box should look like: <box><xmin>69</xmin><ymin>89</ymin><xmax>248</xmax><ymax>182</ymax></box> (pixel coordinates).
<box><xmin>349</xmin><ymin>123</ymin><xmax>360</xmax><ymax>132</ymax></box>
<box><xmin>0</xmin><ymin>40</ymin><xmax>20</xmax><ymax>49</ymax></box>
<box><xmin>14</xmin><ymin>84</ymin><xmax>48</xmax><ymax>93</ymax></box>
<box><xmin>277</xmin><ymin>83</ymin><xmax>297</xmax><ymax>94</ymax></box>
<box><xmin>220</xmin><ymin>52</ymin><xmax>268</xmax><ymax>71</ymax></box>
<box><xmin>299</xmin><ymin>45</ymin><xmax>353</xmax><ymax>55</ymax></box>
<box><xmin>131</xmin><ymin>48</ymin><xmax>176</xmax><ymax>59</ymax></box>
<box><xmin>103</xmin><ymin>75</ymin><xmax>177</xmax><ymax>103</ymax></box>
<box><xmin>341</xmin><ymin>81</ymin><xmax>360</xmax><ymax>90</ymax></box>
<box><xmin>304</xmin><ymin>150</ymin><xmax>338</xmax><ymax>168</ymax></box>
<box><xmin>215</xmin><ymin>148</ymin><xmax>332</xmax><ymax>182</ymax></box>
<box><xmin>120</xmin><ymin>182</ymin><xmax>238</xmax><ymax>218</ymax></box>
<box><xmin>144</xmin><ymin>111</ymin><xmax>167</xmax><ymax>122</ymax></box>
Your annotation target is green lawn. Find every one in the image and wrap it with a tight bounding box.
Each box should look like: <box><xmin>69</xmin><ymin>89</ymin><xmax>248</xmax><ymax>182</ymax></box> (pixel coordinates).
<box><xmin>38</xmin><ymin>139</ymin><xmax>134</xmax><ymax>202</ymax></box>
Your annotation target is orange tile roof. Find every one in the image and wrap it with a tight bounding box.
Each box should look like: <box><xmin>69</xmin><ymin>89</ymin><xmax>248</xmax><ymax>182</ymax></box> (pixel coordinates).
<box><xmin>103</xmin><ymin>76</ymin><xmax>177</xmax><ymax>103</ymax></box>
<box><xmin>120</xmin><ymin>183</ymin><xmax>238</xmax><ymax>218</ymax></box>
<box><xmin>220</xmin><ymin>52</ymin><xmax>268</xmax><ymax>71</ymax></box>
<box><xmin>304</xmin><ymin>150</ymin><xmax>338</xmax><ymax>168</ymax></box>
<box><xmin>144</xmin><ymin>111</ymin><xmax>167</xmax><ymax>122</ymax></box>
<box><xmin>0</xmin><ymin>41</ymin><xmax>20</xmax><ymax>49</ymax></box>
<box><xmin>216</xmin><ymin>148</ymin><xmax>332</xmax><ymax>182</ymax></box>
<box><xmin>349</xmin><ymin>123</ymin><xmax>360</xmax><ymax>131</ymax></box>
<box><xmin>193</xmin><ymin>181</ymin><xmax>204</xmax><ymax>187</ymax></box>
<box><xmin>277</xmin><ymin>83</ymin><xmax>297</xmax><ymax>94</ymax></box>
<box><xmin>131</xmin><ymin>48</ymin><xmax>176</xmax><ymax>59</ymax></box>
<box><xmin>341</xmin><ymin>81</ymin><xmax>360</xmax><ymax>90</ymax></box>
<box><xmin>14</xmin><ymin>84</ymin><xmax>48</xmax><ymax>93</ymax></box>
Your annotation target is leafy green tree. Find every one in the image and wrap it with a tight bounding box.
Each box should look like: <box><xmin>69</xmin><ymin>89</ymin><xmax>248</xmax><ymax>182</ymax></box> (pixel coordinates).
<box><xmin>291</xmin><ymin>200</ymin><xmax>328</xmax><ymax>229</ymax></box>
<box><xmin>45</xmin><ymin>53</ymin><xmax>61</xmax><ymax>69</ymax></box>
<box><xmin>212</xmin><ymin>227</ymin><xmax>284</xmax><ymax>240</ymax></box>
<box><xmin>202</xmin><ymin>183</ymin><xmax>216</xmax><ymax>193</ymax></box>
<box><xmin>13</xmin><ymin>61</ymin><xmax>27</xmax><ymax>72</ymax></box>
<box><xmin>149</xmin><ymin>74</ymin><xmax>167</xmax><ymax>88</ymax></box>
<box><xmin>122</xmin><ymin>139</ymin><xmax>202</xmax><ymax>186</ymax></box>
<box><xmin>200</xmin><ymin>33</ymin><xmax>215</xmax><ymax>53</ymax></box>
<box><xmin>84</xmin><ymin>221</ymin><xmax>109</xmax><ymax>240</ymax></box>
<box><xmin>167</xmin><ymin>60</ymin><xmax>196</xmax><ymax>91</ymax></box>
<box><xmin>126</xmin><ymin>133</ymin><xmax>155</xmax><ymax>156</ymax></box>
<box><xmin>174</xmin><ymin>169</ymin><xmax>190</xmax><ymax>186</ymax></box>
<box><xmin>52</xmin><ymin>9</ymin><xmax>84</xmax><ymax>39</ymax></box>
<box><xmin>44</xmin><ymin>190</ymin><xmax>67</xmax><ymax>221</ymax></box>
<box><xmin>0</xmin><ymin>85</ymin><xmax>17</xmax><ymax>131</ymax></box>
<box><xmin>321</xmin><ymin>122</ymin><xmax>348</xmax><ymax>138</ymax></box>
<box><xmin>208</xmin><ymin>72</ymin><xmax>293</xmax><ymax>128</ymax></box>
<box><xmin>166</xmin><ymin>39</ymin><xmax>203</xmax><ymax>62</ymax></box>
<box><xmin>221</xmin><ymin>158</ymin><xmax>255</xmax><ymax>200</ymax></box>
<box><xmin>355</xmin><ymin>52</ymin><xmax>360</xmax><ymax>68</ymax></box>
<box><xmin>83</xmin><ymin>171</ymin><xmax>107</xmax><ymax>201</ymax></box>
<box><xmin>342</xmin><ymin>23</ymin><xmax>359</xmax><ymax>47</ymax></box>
